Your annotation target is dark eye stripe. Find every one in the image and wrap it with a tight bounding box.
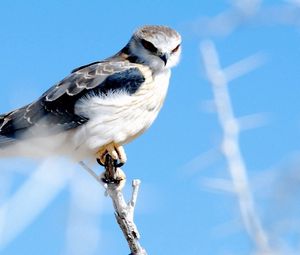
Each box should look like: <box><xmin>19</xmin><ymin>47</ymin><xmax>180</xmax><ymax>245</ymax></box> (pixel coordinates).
<box><xmin>171</xmin><ymin>44</ymin><xmax>180</xmax><ymax>54</ymax></box>
<box><xmin>141</xmin><ymin>39</ymin><xmax>157</xmax><ymax>53</ymax></box>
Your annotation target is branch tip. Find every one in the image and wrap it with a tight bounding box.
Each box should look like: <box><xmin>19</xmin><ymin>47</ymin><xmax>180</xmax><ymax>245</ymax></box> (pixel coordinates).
<box><xmin>79</xmin><ymin>157</ymin><xmax>147</xmax><ymax>254</ymax></box>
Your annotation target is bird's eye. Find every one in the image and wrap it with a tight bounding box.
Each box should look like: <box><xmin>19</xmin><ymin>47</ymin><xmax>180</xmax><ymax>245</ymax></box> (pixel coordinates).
<box><xmin>141</xmin><ymin>39</ymin><xmax>157</xmax><ymax>53</ymax></box>
<box><xmin>171</xmin><ymin>44</ymin><xmax>180</xmax><ymax>54</ymax></box>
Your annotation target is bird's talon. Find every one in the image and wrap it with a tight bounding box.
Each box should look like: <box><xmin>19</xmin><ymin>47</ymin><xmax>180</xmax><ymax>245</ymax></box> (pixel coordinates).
<box><xmin>101</xmin><ymin>176</ymin><xmax>110</xmax><ymax>184</ymax></box>
<box><xmin>101</xmin><ymin>175</ymin><xmax>121</xmax><ymax>185</ymax></box>
<box><xmin>97</xmin><ymin>158</ymin><xmax>105</xmax><ymax>166</ymax></box>
<box><xmin>100</xmin><ymin>167</ymin><xmax>126</xmax><ymax>190</ymax></box>
<box><xmin>96</xmin><ymin>143</ymin><xmax>127</xmax><ymax>168</ymax></box>
<box><xmin>112</xmin><ymin>159</ymin><xmax>124</xmax><ymax>168</ymax></box>
<box><xmin>115</xmin><ymin>162</ymin><xmax>124</xmax><ymax>168</ymax></box>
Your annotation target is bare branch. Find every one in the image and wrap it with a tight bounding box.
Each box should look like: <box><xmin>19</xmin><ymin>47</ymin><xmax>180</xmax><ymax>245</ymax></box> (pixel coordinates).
<box><xmin>79</xmin><ymin>158</ymin><xmax>147</xmax><ymax>255</ymax></box>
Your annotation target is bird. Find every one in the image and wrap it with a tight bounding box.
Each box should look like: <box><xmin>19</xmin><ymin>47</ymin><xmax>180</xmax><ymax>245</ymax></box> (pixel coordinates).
<box><xmin>0</xmin><ymin>25</ymin><xmax>181</xmax><ymax>167</ymax></box>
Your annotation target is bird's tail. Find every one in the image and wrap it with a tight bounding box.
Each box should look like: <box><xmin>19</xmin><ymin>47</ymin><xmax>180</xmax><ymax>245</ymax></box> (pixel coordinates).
<box><xmin>0</xmin><ymin>114</ymin><xmax>15</xmax><ymax>148</ymax></box>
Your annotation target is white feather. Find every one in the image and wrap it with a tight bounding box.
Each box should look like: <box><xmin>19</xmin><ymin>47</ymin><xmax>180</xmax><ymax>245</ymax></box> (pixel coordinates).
<box><xmin>70</xmin><ymin>69</ymin><xmax>171</xmax><ymax>160</ymax></box>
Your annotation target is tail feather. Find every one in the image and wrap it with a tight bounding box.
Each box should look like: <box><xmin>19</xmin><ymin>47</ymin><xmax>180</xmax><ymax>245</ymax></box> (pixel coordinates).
<box><xmin>0</xmin><ymin>107</ymin><xmax>32</xmax><ymax>143</ymax></box>
<box><xmin>0</xmin><ymin>114</ymin><xmax>16</xmax><ymax>148</ymax></box>
<box><xmin>0</xmin><ymin>135</ymin><xmax>15</xmax><ymax>147</ymax></box>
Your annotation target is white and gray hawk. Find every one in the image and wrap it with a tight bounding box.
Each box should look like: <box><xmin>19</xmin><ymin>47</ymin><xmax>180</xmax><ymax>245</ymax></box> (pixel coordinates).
<box><xmin>0</xmin><ymin>25</ymin><xmax>181</xmax><ymax>167</ymax></box>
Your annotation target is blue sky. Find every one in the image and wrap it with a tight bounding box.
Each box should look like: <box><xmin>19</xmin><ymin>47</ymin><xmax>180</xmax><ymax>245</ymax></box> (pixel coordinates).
<box><xmin>1</xmin><ymin>1</ymin><xmax>300</xmax><ymax>254</ymax></box>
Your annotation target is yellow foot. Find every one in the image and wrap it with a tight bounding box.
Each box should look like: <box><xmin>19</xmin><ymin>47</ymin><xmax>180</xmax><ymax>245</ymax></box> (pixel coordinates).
<box><xmin>97</xmin><ymin>142</ymin><xmax>127</xmax><ymax>167</ymax></box>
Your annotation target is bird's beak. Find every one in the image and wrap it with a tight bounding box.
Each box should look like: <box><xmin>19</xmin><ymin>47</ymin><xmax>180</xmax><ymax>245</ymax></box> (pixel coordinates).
<box><xmin>159</xmin><ymin>53</ymin><xmax>169</xmax><ymax>65</ymax></box>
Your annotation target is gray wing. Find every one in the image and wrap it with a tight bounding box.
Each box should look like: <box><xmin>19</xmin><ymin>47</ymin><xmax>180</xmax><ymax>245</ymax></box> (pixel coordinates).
<box><xmin>0</xmin><ymin>60</ymin><xmax>146</xmax><ymax>146</ymax></box>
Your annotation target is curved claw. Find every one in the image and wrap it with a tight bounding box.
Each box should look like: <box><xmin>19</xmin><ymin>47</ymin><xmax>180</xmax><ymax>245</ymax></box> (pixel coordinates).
<box><xmin>114</xmin><ymin>161</ymin><xmax>124</xmax><ymax>168</ymax></box>
<box><xmin>97</xmin><ymin>158</ymin><xmax>124</xmax><ymax>168</ymax></box>
<box><xmin>97</xmin><ymin>158</ymin><xmax>105</xmax><ymax>166</ymax></box>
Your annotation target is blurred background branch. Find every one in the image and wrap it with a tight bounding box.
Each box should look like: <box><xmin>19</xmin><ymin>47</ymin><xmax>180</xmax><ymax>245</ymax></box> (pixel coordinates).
<box><xmin>200</xmin><ymin>40</ymin><xmax>273</xmax><ymax>255</ymax></box>
<box><xmin>187</xmin><ymin>0</ymin><xmax>300</xmax><ymax>38</ymax></box>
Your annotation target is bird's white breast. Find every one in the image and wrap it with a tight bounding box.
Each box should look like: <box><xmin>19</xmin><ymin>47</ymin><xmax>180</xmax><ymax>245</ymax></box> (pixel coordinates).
<box><xmin>72</xmin><ymin>68</ymin><xmax>171</xmax><ymax>158</ymax></box>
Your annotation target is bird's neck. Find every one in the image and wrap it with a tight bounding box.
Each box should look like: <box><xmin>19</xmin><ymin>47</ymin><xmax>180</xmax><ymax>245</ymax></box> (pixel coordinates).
<box><xmin>117</xmin><ymin>44</ymin><xmax>141</xmax><ymax>64</ymax></box>
<box><xmin>116</xmin><ymin>44</ymin><xmax>167</xmax><ymax>75</ymax></box>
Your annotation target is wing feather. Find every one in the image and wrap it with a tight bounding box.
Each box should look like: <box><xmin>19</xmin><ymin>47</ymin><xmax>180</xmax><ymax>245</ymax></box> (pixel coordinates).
<box><xmin>0</xmin><ymin>59</ymin><xmax>147</xmax><ymax>142</ymax></box>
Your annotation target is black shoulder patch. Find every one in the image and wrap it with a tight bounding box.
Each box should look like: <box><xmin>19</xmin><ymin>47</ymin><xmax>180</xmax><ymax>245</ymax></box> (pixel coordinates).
<box><xmin>95</xmin><ymin>68</ymin><xmax>145</xmax><ymax>95</ymax></box>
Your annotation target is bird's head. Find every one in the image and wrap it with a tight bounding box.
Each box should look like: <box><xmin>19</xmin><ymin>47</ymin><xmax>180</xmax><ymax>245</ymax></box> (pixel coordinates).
<box><xmin>126</xmin><ymin>25</ymin><xmax>181</xmax><ymax>72</ymax></box>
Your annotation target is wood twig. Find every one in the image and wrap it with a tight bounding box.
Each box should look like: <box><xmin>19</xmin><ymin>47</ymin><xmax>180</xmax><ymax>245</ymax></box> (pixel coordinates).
<box><xmin>79</xmin><ymin>156</ymin><xmax>147</xmax><ymax>255</ymax></box>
